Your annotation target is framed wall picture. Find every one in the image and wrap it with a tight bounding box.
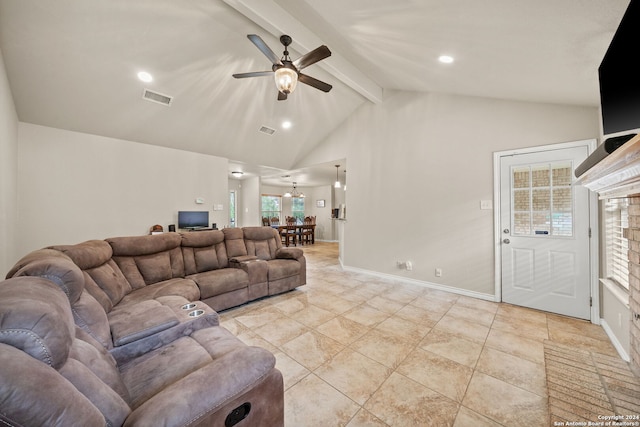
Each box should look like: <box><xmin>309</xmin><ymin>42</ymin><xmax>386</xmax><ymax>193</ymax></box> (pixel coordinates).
<box><xmin>316</xmin><ymin>199</ymin><xmax>325</xmax><ymax>208</ymax></box>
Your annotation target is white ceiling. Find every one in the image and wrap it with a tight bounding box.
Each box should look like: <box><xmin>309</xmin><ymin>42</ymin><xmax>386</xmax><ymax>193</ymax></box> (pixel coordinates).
<box><xmin>0</xmin><ymin>0</ymin><xmax>629</xmax><ymax>187</ymax></box>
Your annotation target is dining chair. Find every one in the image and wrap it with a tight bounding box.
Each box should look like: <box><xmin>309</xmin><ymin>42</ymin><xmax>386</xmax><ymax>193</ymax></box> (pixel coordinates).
<box><xmin>301</xmin><ymin>216</ymin><xmax>315</xmax><ymax>245</ymax></box>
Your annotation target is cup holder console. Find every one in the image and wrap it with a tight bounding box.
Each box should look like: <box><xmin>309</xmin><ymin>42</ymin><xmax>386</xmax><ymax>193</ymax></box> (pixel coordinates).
<box><xmin>188</xmin><ymin>309</ymin><xmax>205</xmax><ymax>318</ymax></box>
<box><xmin>181</xmin><ymin>303</ymin><xmax>197</xmax><ymax>310</ymax></box>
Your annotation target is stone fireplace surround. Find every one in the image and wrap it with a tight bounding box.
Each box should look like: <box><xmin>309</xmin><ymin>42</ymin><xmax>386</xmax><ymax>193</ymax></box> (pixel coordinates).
<box><xmin>576</xmin><ymin>133</ymin><xmax>640</xmax><ymax>377</ymax></box>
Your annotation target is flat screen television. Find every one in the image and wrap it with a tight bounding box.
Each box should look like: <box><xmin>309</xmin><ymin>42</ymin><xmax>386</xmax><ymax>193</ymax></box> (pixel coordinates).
<box><xmin>178</xmin><ymin>211</ymin><xmax>209</xmax><ymax>229</ymax></box>
<box><xmin>598</xmin><ymin>0</ymin><xmax>640</xmax><ymax>138</ymax></box>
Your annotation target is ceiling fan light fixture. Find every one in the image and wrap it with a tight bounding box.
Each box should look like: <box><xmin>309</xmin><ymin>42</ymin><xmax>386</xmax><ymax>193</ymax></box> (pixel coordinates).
<box><xmin>274</xmin><ymin>66</ymin><xmax>298</xmax><ymax>94</ymax></box>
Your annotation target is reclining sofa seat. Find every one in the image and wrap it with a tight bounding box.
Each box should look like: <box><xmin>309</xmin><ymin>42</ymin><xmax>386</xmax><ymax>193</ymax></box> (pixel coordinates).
<box><xmin>1</xmin><ymin>249</ymin><xmax>284</xmax><ymax>426</ymax></box>
<box><xmin>239</xmin><ymin>226</ymin><xmax>306</xmax><ymax>296</ymax></box>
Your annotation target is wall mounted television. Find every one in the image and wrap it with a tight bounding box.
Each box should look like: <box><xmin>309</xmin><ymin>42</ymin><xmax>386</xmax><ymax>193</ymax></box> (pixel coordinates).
<box><xmin>178</xmin><ymin>211</ymin><xmax>209</xmax><ymax>229</ymax></box>
<box><xmin>598</xmin><ymin>0</ymin><xmax>640</xmax><ymax>138</ymax></box>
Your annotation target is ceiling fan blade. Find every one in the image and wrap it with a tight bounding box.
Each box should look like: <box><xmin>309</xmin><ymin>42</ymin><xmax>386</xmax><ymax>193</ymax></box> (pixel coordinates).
<box><xmin>298</xmin><ymin>73</ymin><xmax>332</xmax><ymax>92</ymax></box>
<box><xmin>278</xmin><ymin>91</ymin><xmax>288</xmax><ymax>101</ymax></box>
<box><xmin>292</xmin><ymin>45</ymin><xmax>331</xmax><ymax>70</ymax></box>
<box><xmin>247</xmin><ymin>34</ymin><xmax>282</xmax><ymax>66</ymax></box>
<box><xmin>232</xmin><ymin>71</ymin><xmax>273</xmax><ymax>79</ymax></box>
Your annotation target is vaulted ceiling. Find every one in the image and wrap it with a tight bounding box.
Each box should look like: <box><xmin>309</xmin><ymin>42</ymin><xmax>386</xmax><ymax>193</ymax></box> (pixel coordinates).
<box><xmin>0</xmin><ymin>0</ymin><xmax>629</xmax><ymax>186</ymax></box>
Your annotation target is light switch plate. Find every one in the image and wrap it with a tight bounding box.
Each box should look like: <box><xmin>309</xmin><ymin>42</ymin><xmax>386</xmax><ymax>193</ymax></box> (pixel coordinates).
<box><xmin>480</xmin><ymin>200</ymin><xmax>492</xmax><ymax>210</ymax></box>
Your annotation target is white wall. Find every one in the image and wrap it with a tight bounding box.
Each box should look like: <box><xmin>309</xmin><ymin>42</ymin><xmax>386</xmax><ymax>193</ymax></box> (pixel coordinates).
<box><xmin>310</xmin><ymin>90</ymin><xmax>599</xmax><ymax>296</ymax></box>
<box><xmin>0</xmin><ymin>50</ymin><xmax>19</xmax><ymax>274</ymax></box>
<box><xmin>16</xmin><ymin>123</ymin><xmax>229</xmax><ymax>255</ymax></box>
<box><xmin>240</xmin><ymin>176</ymin><xmax>261</xmax><ymax>227</ymax></box>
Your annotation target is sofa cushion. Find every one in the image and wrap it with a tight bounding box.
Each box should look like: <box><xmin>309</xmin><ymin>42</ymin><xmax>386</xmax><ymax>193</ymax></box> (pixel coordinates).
<box><xmin>108</xmin><ymin>300</ymin><xmax>179</xmax><ymax>347</ymax></box>
<box><xmin>5</xmin><ymin>248</ymin><xmax>69</xmax><ymax>279</ymax></box>
<box><xmin>11</xmin><ymin>255</ymin><xmax>85</xmax><ymax>304</ymax></box>
<box><xmin>118</xmin><ymin>277</ymin><xmax>200</xmax><ymax>306</ymax></box>
<box><xmin>108</xmin><ymin>234</ymin><xmax>186</xmax><ymax>289</ymax></box>
<box><xmin>187</xmin><ymin>269</ymin><xmax>249</xmax><ymax>299</ymax></box>
<box><xmin>0</xmin><ymin>343</ymin><xmax>107</xmax><ymax>426</ymax></box>
<box><xmin>181</xmin><ymin>230</ymin><xmax>230</xmax><ymax>274</ymax></box>
<box><xmin>50</xmin><ymin>240</ymin><xmax>113</xmax><ymax>270</ymax></box>
<box><xmin>60</xmin><ymin>336</ymin><xmax>132</xmax><ymax>426</ymax></box>
<box><xmin>242</xmin><ymin>227</ymin><xmax>281</xmax><ymax>260</ymax></box>
<box><xmin>0</xmin><ymin>277</ymin><xmax>74</xmax><ymax>369</ymax></box>
<box><xmin>222</xmin><ymin>227</ymin><xmax>248</xmax><ymax>258</ymax></box>
<box><xmin>267</xmin><ymin>259</ymin><xmax>301</xmax><ymax>281</ymax></box>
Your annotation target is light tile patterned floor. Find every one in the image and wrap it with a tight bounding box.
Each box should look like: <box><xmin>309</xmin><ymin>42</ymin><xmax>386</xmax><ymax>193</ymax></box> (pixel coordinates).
<box><xmin>218</xmin><ymin>242</ymin><xmax>635</xmax><ymax>426</ymax></box>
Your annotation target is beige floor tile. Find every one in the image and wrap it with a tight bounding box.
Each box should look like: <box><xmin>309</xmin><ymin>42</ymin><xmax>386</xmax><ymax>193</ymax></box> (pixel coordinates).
<box><xmin>351</xmin><ymin>329</ymin><xmax>416</xmax><ymax>369</ymax></box>
<box><xmin>455</xmin><ymin>295</ymin><xmax>499</xmax><ymax>314</ymax></box>
<box><xmin>420</xmin><ymin>328</ymin><xmax>484</xmax><ymax>368</ymax></box>
<box><xmin>364</xmin><ymin>295</ymin><xmax>406</xmax><ymax>314</ymax></box>
<box><xmin>496</xmin><ymin>303</ymin><xmax>548</xmax><ymax>326</ymax></box>
<box><xmin>270</xmin><ymin>295</ymin><xmax>310</xmax><ymax>315</ymax></box>
<box><xmin>287</xmin><ymin>303</ymin><xmax>336</xmax><ymax>327</ymax></box>
<box><xmin>233</xmin><ymin>305</ymin><xmax>285</xmax><ymax>329</ymax></box>
<box><xmin>491</xmin><ymin>316</ymin><xmax>549</xmax><ymax>341</ymax></box>
<box><xmin>476</xmin><ymin>346</ymin><xmax>547</xmax><ymax>397</ymax></box>
<box><xmin>252</xmin><ymin>315</ymin><xmax>308</xmax><ymax>346</ymax></box>
<box><xmin>306</xmin><ymin>293</ymin><xmax>361</xmax><ymax>314</ymax></box>
<box><xmin>343</xmin><ymin>304</ymin><xmax>390</xmax><ymax>327</ymax></box>
<box><xmin>285</xmin><ymin>374</ymin><xmax>360</xmax><ymax>427</ymax></box>
<box><xmin>365</xmin><ymin>372</ymin><xmax>459</xmax><ymax>427</ymax></box>
<box><xmin>435</xmin><ymin>314</ymin><xmax>491</xmax><ymax>344</ymax></box>
<box><xmin>316</xmin><ymin>315</ymin><xmax>371</xmax><ymax>345</ymax></box>
<box><xmin>484</xmin><ymin>328</ymin><xmax>546</xmax><ymax>365</ymax></box>
<box><xmin>315</xmin><ymin>349</ymin><xmax>392</xmax><ymax>405</ymax></box>
<box><xmin>462</xmin><ymin>372</ymin><xmax>549</xmax><ymax>427</ymax></box>
<box><xmin>345</xmin><ymin>409</ymin><xmax>388</xmax><ymax>427</ymax></box>
<box><xmin>273</xmin><ymin>350</ymin><xmax>310</xmax><ymax>390</ymax></box>
<box><xmin>374</xmin><ymin>315</ymin><xmax>430</xmax><ymax>344</ymax></box>
<box><xmin>394</xmin><ymin>303</ymin><xmax>440</xmax><ymax>327</ymax></box>
<box><xmin>281</xmin><ymin>330</ymin><xmax>345</xmax><ymax>370</ymax></box>
<box><xmin>397</xmin><ymin>348</ymin><xmax>473</xmax><ymax>402</ymax></box>
<box><xmin>410</xmin><ymin>294</ymin><xmax>456</xmax><ymax>313</ymax></box>
<box><xmin>446</xmin><ymin>303</ymin><xmax>496</xmax><ymax>327</ymax></box>
<box><xmin>454</xmin><ymin>406</ymin><xmax>503</xmax><ymax>427</ymax></box>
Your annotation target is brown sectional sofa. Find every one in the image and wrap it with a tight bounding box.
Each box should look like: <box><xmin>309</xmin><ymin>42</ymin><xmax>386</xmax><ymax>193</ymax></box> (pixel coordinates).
<box><xmin>0</xmin><ymin>226</ymin><xmax>305</xmax><ymax>426</ymax></box>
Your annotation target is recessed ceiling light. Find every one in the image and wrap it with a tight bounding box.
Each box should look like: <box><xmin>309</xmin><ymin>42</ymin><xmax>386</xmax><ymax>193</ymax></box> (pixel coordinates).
<box><xmin>137</xmin><ymin>71</ymin><xmax>153</xmax><ymax>82</ymax></box>
<box><xmin>438</xmin><ymin>55</ymin><xmax>454</xmax><ymax>64</ymax></box>
<box><xmin>282</xmin><ymin>121</ymin><xmax>292</xmax><ymax>129</ymax></box>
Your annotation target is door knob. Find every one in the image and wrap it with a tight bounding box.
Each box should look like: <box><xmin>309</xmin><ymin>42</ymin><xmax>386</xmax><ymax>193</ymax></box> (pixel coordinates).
<box><xmin>503</xmin><ymin>238</ymin><xmax>510</xmax><ymax>244</ymax></box>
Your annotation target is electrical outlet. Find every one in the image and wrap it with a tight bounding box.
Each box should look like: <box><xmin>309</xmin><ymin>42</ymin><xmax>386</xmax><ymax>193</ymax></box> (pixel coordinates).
<box><xmin>435</xmin><ymin>268</ymin><xmax>442</xmax><ymax>277</ymax></box>
<box><xmin>406</xmin><ymin>261</ymin><xmax>413</xmax><ymax>271</ymax></box>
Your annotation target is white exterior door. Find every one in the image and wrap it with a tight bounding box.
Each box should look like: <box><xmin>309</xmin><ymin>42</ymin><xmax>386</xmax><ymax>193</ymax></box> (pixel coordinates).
<box><xmin>500</xmin><ymin>145</ymin><xmax>591</xmax><ymax>319</ymax></box>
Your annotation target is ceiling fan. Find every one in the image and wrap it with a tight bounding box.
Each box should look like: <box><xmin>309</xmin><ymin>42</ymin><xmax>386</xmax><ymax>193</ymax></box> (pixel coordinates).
<box><xmin>233</xmin><ymin>34</ymin><xmax>332</xmax><ymax>101</ymax></box>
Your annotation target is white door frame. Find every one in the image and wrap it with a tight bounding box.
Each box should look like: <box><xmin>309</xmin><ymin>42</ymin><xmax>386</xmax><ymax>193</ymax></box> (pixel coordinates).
<box><xmin>493</xmin><ymin>139</ymin><xmax>600</xmax><ymax>323</ymax></box>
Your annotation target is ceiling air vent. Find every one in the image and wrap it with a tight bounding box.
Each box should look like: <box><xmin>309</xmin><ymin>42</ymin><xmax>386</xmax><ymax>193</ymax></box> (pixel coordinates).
<box><xmin>259</xmin><ymin>125</ymin><xmax>276</xmax><ymax>136</ymax></box>
<box><xmin>142</xmin><ymin>89</ymin><xmax>173</xmax><ymax>106</ymax></box>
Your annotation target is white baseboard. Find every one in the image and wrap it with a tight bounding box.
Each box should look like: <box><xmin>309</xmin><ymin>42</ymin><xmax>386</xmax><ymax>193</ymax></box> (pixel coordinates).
<box><xmin>341</xmin><ymin>265</ymin><xmax>496</xmax><ymax>302</ymax></box>
<box><xmin>600</xmin><ymin>318</ymin><xmax>630</xmax><ymax>362</ymax></box>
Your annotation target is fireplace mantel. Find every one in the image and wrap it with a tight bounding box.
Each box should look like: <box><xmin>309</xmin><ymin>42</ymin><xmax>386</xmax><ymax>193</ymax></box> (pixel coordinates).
<box><xmin>576</xmin><ymin>133</ymin><xmax>640</xmax><ymax>199</ymax></box>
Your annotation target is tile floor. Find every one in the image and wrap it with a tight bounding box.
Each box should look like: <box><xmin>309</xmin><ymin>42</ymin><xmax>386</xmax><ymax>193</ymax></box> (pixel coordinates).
<box><xmin>218</xmin><ymin>242</ymin><xmax>630</xmax><ymax>426</ymax></box>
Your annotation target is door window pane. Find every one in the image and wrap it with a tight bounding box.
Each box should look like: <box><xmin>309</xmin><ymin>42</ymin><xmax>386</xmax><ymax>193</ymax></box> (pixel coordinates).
<box><xmin>511</xmin><ymin>162</ymin><xmax>573</xmax><ymax>237</ymax></box>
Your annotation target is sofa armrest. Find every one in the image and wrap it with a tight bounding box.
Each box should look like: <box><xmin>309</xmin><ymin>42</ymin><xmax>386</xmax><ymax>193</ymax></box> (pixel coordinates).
<box><xmin>109</xmin><ymin>300</ymin><xmax>179</xmax><ymax>346</ymax></box>
<box><xmin>229</xmin><ymin>255</ymin><xmax>258</xmax><ymax>263</ymax></box>
<box><xmin>123</xmin><ymin>346</ymin><xmax>282</xmax><ymax>427</ymax></box>
<box><xmin>230</xmin><ymin>259</ymin><xmax>268</xmax><ymax>286</ymax></box>
<box><xmin>275</xmin><ymin>247</ymin><xmax>304</xmax><ymax>260</ymax></box>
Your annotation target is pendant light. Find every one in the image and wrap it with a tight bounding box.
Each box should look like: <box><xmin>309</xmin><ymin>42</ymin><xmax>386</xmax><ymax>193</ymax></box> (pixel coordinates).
<box><xmin>284</xmin><ymin>182</ymin><xmax>304</xmax><ymax>198</ymax></box>
<box><xmin>334</xmin><ymin>165</ymin><xmax>341</xmax><ymax>188</ymax></box>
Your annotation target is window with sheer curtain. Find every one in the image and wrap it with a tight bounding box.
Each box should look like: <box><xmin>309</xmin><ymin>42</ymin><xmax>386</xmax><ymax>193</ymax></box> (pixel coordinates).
<box><xmin>605</xmin><ymin>198</ymin><xmax>629</xmax><ymax>290</ymax></box>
